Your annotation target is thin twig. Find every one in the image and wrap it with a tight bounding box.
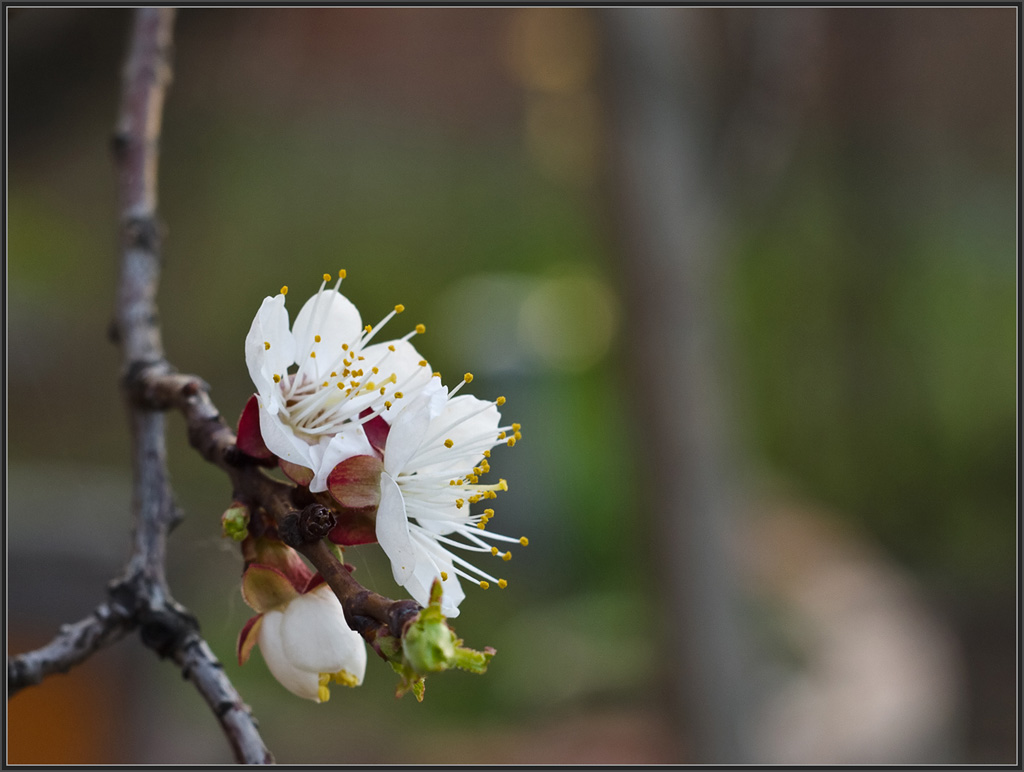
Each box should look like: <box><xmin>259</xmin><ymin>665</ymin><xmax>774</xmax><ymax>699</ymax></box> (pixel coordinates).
<box><xmin>7</xmin><ymin>9</ymin><xmax>273</xmax><ymax>765</ymax></box>
<box><xmin>7</xmin><ymin>604</ymin><xmax>133</xmax><ymax>698</ymax></box>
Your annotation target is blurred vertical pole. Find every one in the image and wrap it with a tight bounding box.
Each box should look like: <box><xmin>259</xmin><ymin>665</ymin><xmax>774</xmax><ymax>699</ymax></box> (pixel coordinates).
<box><xmin>601</xmin><ymin>9</ymin><xmax>752</xmax><ymax>762</ymax></box>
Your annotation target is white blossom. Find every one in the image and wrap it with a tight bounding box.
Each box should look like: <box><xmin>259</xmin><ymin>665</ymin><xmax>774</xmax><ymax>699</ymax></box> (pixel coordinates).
<box><xmin>255</xmin><ymin>583</ymin><xmax>368</xmax><ymax>703</ymax></box>
<box><xmin>244</xmin><ymin>272</ymin><xmax>432</xmax><ymax>490</ymax></box>
<box><xmin>375</xmin><ymin>375</ymin><xmax>526</xmax><ymax>617</ymax></box>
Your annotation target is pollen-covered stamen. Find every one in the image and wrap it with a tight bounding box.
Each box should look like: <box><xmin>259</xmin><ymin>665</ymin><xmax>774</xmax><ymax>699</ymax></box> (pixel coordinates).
<box><xmin>357</xmin><ymin>304</ymin><xmax>407</xmax><ymax>348</ymax></box>
<box><xmin>401</xmin><ymin>323</ymin><xmax>427</xmax><ymax>343</ymax></box>
<box><xmin>409</xmin><ymin>525</ymin><xmax>503</xmax><ymax>586</ymax></box>
<box><xmin>284</xmin><ymin>275</ymin><xmax>338</xmax><ymax>400</ymax></box>
<box><xmin>448</xmin><ymin>372</ymin><xmax>475</xmax><ymax>398</ymax></box>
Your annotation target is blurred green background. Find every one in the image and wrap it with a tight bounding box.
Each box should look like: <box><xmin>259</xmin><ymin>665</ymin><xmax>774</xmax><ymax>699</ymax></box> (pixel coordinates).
<box><xmin>7</xmin><ymin>7</ymin><xmax>1016</xmax><ymax>764</ymax></box>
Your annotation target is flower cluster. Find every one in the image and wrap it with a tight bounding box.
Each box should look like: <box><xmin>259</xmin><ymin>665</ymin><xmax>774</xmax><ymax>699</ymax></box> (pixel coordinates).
<box><xmin>235</xmin><ymin>272</ymin><xmax>525</xmax><ymax>700</ymax></box>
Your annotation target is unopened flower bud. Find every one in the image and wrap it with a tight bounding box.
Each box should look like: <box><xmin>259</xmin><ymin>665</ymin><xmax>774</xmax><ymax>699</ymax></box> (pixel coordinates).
<box><xmin>221</xmin><ymin>503</ymin><xmax>250</xmax><ymax>541</ymax></box>
<box><xmin>403</xmin><ymin>612</ymin><xmax>457</xmax><ymax>675</ymax></box>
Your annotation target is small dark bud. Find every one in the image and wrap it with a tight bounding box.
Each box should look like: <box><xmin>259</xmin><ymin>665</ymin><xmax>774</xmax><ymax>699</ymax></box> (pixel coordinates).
<box><xmin>299</xmin><ymin>503</ymin><xmax>336</xmax><ymax>541</ymax></box>
<box><xmin>280</xmin><ymin>504</ymin><xmax>337</xmax><ymax>546</ymax></box>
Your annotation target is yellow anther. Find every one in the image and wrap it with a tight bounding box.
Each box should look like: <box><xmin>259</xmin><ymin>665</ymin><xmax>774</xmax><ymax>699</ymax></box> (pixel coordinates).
<box><xmin>484</xmin><ymin>490</ymin><xmax>497</xmax><ymax>499</ymax></box>
<box><xmin>519</xmin><ymin>536</ymin><xmax>529</xmax><ymax>546</ymax></box>
<box><xmin>380</xmin><ymin>386</ymin><xmax>387</xmax><ymax>395</ymax></box>
<box><xmin>318</xmin><ymin>673</ymin><xmax>331</xmax><ymax>686</ymax></box>
<box><xmin>322</xmin><ymin>381</ymin><xmax>329</xmax><ymax>388</ymax></box>
<box><xmin>464</xmin><ymin>372</ymin><xmax>474</xmax><ymax>383</ymax></box>
<box><xmin>502</xmin><ymin>552</ymin><xmax>511</xmax><ymax>562</ymax></box>
<box><xmin>514</xmin><ymin>431</ymin><xmax>522</xmax><ymax>440</ymax></box>
<box><xmin>507</xmin><ymin>437</ymin><xmax>516</xmax><ymax>447</ymax></box>
<box><xmin>338</xmin><ymin>382</ymin><xmax>345</xmax><ymax>390</ymax></box>
<box><xmin>394</xmin><ymin>304</ymin><xmax>405</xmax><ymax>313</ymax></box>
<box><xmin>477</xmin><ymin>522</ymin><xmax>486</xmax><ymax>530</ymax></box>
<box><xmin>323</xmin><ymin>273</ymin><xmax>332</xmax><ymax>282</ymax></box>
<box><xmin>479</xmin><ymin>581</ymin><xmax>489</xmax><ymax>590</ymax></box>
<box><xmin>444</xmin><ymin>438</ymin><xmax>454</xmax><ymax>448</ymax></box>
<box><xmin>415</xmin><ymin>324</ymin><xmax>426</xmax><ymax>334</ymax></box>
<box><xmin>273</xmin><ymin>374</ymin><xmax>281</xmax><ymax>383</ymax></box>
<box><xmin>315</xmin><ymin>334</ymin><xmax>321</xmax><ymax>343</ymax></box>
<box><xmin>384</xmin><ymin>401</ymin><xmax>392</xmax><ymax>410</ymax></box>
<box><xmin>467</xmin><ymin>475</ymin><xmax>479</xmax><ymax>484</ymax></box>
<box><xmin>512</xmin><ymin>423</ymin><xmax>521</xmax><ymax>431</ymax></box>
<box><xmin>441</xmin><ymin>571</ymin><xmax>449</xmax><ymax>581</ymax></box>
<box><xmin>280</xmin><ymin>286</ymin><xmax>288</xmax><ymax>295</ymax></box>
<box><xmin>490</xmin><ymin>546</ymin><xmax>498</xmax><ymax>556</ymax></box>
<box><xmin>456</xmin><ymin>499</ymin><xmax>465</xmax><ymax>508</ymax></box>
<box><xmin>388</xmin><ymin>344</ymin><xmax>396</xmax><ymax>352</ymax></box>
<box><xmin>264</xmin><ymin>341</ymin><xmax>271</xmax><ymax>350</ymax></box>
<box><xmin>498</xmin><ymin>579</ymin><xmax>508</xmax><ymax>588</ymax></box>
<box><xmin>331</xmin><ymin>371</ymin><xmax>337</xmax><ymax>377</ymax></box>
<box><xmin>310</xmin><ymin>351</ymin><xmax>316</xmax><ymax>358</ymax></box>
<box><xmin>339</xmin><ymin>269</ymin><xmax>347</xmax><ymax>279</ymax></box>
<box><xmin>469</xmin><ymin>495</ymin><xmax>481</xmax><ymax>504</ymax></box>
<box><xmin>433</xmin><ymin>371</ymin><xmax>442</xmax><ymax>378</ymax></box>
<box><xmin>364</xmin><ymin>325</ymin><xmax>372</xmax><ymax>333</ymax></box>
<box><xmin>371</xmin><ymin>366</ymin><xmax>379</xmax><ymax>374</ymax></box>
<box><xmin>484</xmin><ymin>508</ymin><xmax>494</xmax><ymax>516</ymax></box>
<box><xmin>318</xmin><ymin>685</ymin><xmax>331</xmax><ymax>702</ymax></box>
<box><xmin>332</xmin><ymin>670</ymin><xmax>359</xmax><ymax>688</ymax></box>
<box><xmin>419</xmin><ymin>360</ymin><xmax>428</xmax><ymax>367</ymax></box>
<box><xmin>395</xmin><ymin>391</ymin><xmax>404</xmax><ymax>399</ymax></box>
<box><xmin>495</xmin><ymin>396</ymin><xmax>506</xmax><ymax>406</ymax></box>
<box><xmin>483</xmin><ymin>450</ymin><xmax>491</xmax><ymax>458</ymax></box>
<box><xmin>497</xmin><ymin>431</ymin><xmax>506</xmax><ymax>439</ymax></box>
<box><xmin>342</xmin><ymin>343</ymin><xmax>349</xmax><ymax>350</ymax></box>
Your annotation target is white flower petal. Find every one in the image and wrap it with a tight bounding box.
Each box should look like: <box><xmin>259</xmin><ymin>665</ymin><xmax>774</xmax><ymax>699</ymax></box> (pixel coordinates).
<box><xmin>404</xmin><ymin>536</ymin><xmax>464</xmax><ymax>617</ymax></box>
<box><xmin>257</xmin><ymin>609</ymin><xmax>322</xmax><ymax>701</ymax></box>
<box><xmin>292</xmin><ymin>289</ymin><xmax>363</xmax><ymax>380</ymax></box>
<box><xmin>383</xmin><ymin>381</ymin><xmax>447</xmax><ymax>476</ymax></box>
<box><xmin>360</xmin><ymin>339</ymin><xmax>435</xmax><ymax>416</ymax></box>
<box><xmin>377</xmin><ymin>473</ymin><xmax>417</xmax><ymax>584</ymax></box>
<box><xmin>245</xmin><ymin>295</ymin><xmax>296</xmax><ymax>414</ymax></box>
<box><xmin>415</xmin><ymin>394</ymin><xmax>501</xmax><ymax>478</ymax></box>
<box><xmin>281</xmin><ymin>585</ymin><xmax>367</xmax><ymax>683</ymax></box>
<box><xmin>258</xmin><ymin>403</ymin><xmax>316</xmax><ymax>469</ymax></box>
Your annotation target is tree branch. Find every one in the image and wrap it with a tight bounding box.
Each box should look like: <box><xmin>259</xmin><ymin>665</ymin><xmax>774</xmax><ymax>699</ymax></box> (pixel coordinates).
<box><xmin>133</xmin><ymin>368</ymin><xmax>423</xmax><ymax>644</ymax></box>
<box><xmin>10</xmin><ymin>9</ymin><xmax>428</xmax><ymax>762</ymax></box>
<box><xmin>7</xmin><ymin>9</ymin><xmax>273</xmax><ymax>765</ymax></box>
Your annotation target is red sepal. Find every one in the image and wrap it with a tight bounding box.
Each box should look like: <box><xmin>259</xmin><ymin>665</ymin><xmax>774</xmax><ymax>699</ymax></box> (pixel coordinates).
<box><xmin>236</xmin><ymin>395</ymin><xmax>274</xmax><ymax>460</ymax></box>
<box><xmin>328</xmin><ymin>513</ymin><xmax>378</xmax><ymax>546</ymax></box>
<box><xmin>237</xmin><ymin>613</ymin><xmax>264</xmax><ymax>665</ymax></box>
<box><xmin>327</xmin><ymin>455</ymin><xmax>383</xmax><ymax>509</ymax></box>
<box><xmin>301</xmin><ymin>573</ymin><xmax>327</xmax><ymax>595</ymax></box>
<box><xmin>279</xmin><ymin>459</ymin><xmax>314</xmax><ymax>487</ymax></box>
<box><xmin>362</xmin><ymin>413</ymin><xmax>391</xmax><ymax>457</ymax></box>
